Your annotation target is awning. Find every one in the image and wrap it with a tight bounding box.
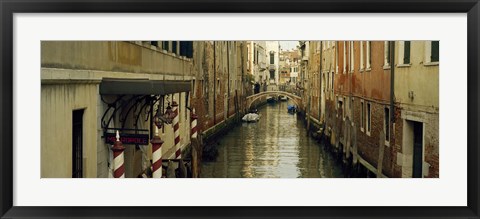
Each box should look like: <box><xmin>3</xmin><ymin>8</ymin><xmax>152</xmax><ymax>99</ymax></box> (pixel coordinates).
<box><xmin>99</xmin><ymin>79</ymin><xmax>191</xmax><ymax>95</ymax></box>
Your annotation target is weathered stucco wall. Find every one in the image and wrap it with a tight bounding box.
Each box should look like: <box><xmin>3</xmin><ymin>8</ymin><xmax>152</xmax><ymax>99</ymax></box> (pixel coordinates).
<box><xmin>41</xmin><ymin>41</ymin><xmax>193</xmax><ymax>77</ymax></box>
<box><xmin>41</xmin><ymin>83</ymin><xmax>98</xmax><ymax>178</ymax></box>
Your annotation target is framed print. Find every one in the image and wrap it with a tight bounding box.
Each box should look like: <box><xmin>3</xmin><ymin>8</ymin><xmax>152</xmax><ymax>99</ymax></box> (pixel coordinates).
<box><xmin>1</xmin><ymin>0</ymin><xmax>479</xmax><ymax>218</ymax></box>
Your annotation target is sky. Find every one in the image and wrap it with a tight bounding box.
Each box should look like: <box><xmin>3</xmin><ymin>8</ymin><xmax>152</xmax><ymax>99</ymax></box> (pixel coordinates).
<box><xmin>279</xmin><ymin>41</ymin><xmax>299</xmax><ymax>51</ymax></box>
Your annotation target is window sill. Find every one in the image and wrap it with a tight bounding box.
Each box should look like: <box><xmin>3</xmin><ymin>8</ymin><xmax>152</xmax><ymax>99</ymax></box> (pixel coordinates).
<box><xmin>366</xmin><ymin>131</ymin><xmax>371</xmax><ymax>136</ymax></box>
<box><xmin>365</xmin><ymin>68</ymin><xmax>371</xmax><ymax>72</ymax></box>
<box><xmin>397</xmin><ymin>63</ymin><xmax>411</xmax><ymax>68</ymax></box>
<box><xmin>424</xmin><ymin>61</ymin><xmax>439</xmax><ymax>66</ymax></box>
<box><xmin>385</xmin><ymin>141</ymin><xmax>390</xmax><ymax>147</ymax></box>
<box><xmin>383</xmin><ymin>65</ymin><xmax>391</xmax><ymax>70</ymax></box>
<box><xmin>360</xmin><ymin>127</ymin><xmax>364</xmax><ymax>133</ymax></box>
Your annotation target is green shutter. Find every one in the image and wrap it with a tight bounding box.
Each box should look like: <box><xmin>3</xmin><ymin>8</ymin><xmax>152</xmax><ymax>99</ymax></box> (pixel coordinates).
<box><xmin>404</xmin><ymin>41</ymin><xmax>411</xmax><ymax>64</ymax></box>
<box><xmin>431</xmin><ymin>41</ymin><xmax>439</xmax><ymax>62</ymax></box>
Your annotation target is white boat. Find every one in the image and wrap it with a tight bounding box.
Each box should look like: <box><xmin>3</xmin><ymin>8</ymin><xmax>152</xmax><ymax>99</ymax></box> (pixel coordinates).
<box><xmin>279</xmin><ymin>96</ymin><xmax>288</xmax><ymax>101</ymax></box>
<box><xmin>242</xmin><ymin>113</ymin><xmax>260</xmax><ymax>122</ymax></box>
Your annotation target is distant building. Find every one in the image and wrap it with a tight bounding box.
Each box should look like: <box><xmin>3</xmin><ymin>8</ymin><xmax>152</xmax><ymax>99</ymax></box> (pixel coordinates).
<box><xmin>247</xmin><ymin>41</ymin><xmax>267</xmax><ymax>84</ymax></box>
<box><xmin>266</xmin><ymin>41</ymin><xmax>280</xmax><ymax>86</ymax></box>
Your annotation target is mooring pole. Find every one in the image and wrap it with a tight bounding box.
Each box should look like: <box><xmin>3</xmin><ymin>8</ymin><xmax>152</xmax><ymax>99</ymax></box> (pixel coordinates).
<box><xmin>112</xmin><ymin>131</ymin><xmax>126</xmax><ymax>178</ymax></box>
<box><xmin>151</xmin><ymin>126</ymin><xmax>164</xmax><ymax>178</ymax></box>
<box><xmin>172</xmin><ymin>98</ymin><xmax>181</xmax><ymax>159</ymax></box>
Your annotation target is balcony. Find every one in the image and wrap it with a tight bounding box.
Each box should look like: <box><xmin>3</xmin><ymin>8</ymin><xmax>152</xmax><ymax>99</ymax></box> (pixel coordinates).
<box><xmin>259</xmin><ymin>62</ymin><xmax>267</xmax><ymax>70</ymax></box>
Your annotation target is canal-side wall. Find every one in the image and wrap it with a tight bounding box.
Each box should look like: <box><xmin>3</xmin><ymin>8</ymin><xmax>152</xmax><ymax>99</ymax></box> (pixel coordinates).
<box><xmin>304</xmin><ymin>111</ymin><xmax>377</xmax><ymax>178</ymax></box>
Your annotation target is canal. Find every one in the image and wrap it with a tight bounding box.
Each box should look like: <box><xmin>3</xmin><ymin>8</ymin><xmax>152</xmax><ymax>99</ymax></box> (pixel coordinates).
<box><xmin>200</xmin><ymin>100</ymin><xmax>345</xmax><ymax>178</ymax></box>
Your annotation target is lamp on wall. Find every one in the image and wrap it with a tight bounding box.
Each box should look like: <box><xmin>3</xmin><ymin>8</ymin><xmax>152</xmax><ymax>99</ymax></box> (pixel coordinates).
<box><xmin>154</xmin><ymin>97</ymin><xmax>177</xmax><ymax>128</ymax></box>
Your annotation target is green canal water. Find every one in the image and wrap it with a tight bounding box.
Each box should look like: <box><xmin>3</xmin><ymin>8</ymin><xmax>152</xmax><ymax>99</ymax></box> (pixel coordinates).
<box><xmin>200</xmin><ymin>100</ymin><xmax>345</xmax><ymax>178</ymax></box>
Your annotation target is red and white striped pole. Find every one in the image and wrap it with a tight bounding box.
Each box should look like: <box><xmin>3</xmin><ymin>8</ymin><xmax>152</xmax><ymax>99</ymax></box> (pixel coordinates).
<box><xmin>191</xmin><ymin>108</ymin><xmax>198</xmax><ymax>139</ymax></box>
<box><xmin>151</xmin><ymin>126</ymin><xmax>164</xmax><ymax>178</ymax></box>
<box><xmin>172</xmin><ymin>99</ymin><xmax>181</xmax><ymax>159</ymax></box>
<box><xmin>112</xmin><ymin>131</ymin><xmax>126</xmax><ymax>178</ymax></box>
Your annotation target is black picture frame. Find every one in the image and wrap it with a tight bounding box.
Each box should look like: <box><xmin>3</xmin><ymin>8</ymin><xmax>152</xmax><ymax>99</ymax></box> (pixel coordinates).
<box><xmin>1</xmin><ymin>0</ymin><xmax>479</xmax><ymax>218</ymax></box>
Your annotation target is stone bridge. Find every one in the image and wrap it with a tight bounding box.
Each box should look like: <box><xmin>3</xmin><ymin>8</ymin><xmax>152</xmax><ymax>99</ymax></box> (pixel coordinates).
<box><xmin>245</xmin><ymin>91</ymin><xmax>303</xmax><ymax>111</ymax></box>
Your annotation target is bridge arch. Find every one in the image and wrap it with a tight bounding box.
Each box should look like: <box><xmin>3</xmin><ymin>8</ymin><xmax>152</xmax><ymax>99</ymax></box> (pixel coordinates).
<box><xmin>246</xmin><ymin>91</ymin><xmax>303</xmax><ymax>111</ymax></box>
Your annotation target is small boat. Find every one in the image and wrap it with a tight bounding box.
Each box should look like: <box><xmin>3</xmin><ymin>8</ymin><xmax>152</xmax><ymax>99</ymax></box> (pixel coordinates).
<box><xmin>267</xmin><ymin>96</ymin><xmax>276</xmax><ymax>104</ymax></box>
<box><xmin>287</xmin><ymin>105</ymin><xmax>296</xmax><ymax>114</ymax></box>
<box><xmin>279</xmin><ymin>96</ymin><xmax>288</xmax><ymax>101</ymax></box>
<box><xmin>242</xmin><ymin>113</ymin><xmax>260</xmax><ymax>122</ymax></box>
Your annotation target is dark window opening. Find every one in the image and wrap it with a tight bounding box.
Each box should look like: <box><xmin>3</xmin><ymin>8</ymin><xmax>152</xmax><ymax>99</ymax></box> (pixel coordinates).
<box><xmin>179</xmin><ymin>41</ymin><xmax>193</xmax><ymax>58</ymax></box>
<box><xmin>270</xmin><ymin>53</ymin><xmax>275</xmax><ymax>64</ymax></box>
<box><xmin>404</xmin><ymin>41</ymin><xmax>411</xmax><ymax>64</ymax></box>
<box><xmin>72</xmin><ymin>109</ymin><xmax>84</xmax><ymax>178</ymax></box>
<box><xmin>385</xmin><ymin>107</ymin><xmax>390</xmax><ymax>141</ymax></box>
<box><xmin>431</xmin><ymin>41</ymin><xmax>439</xmax><ymax>62</ymax></box>
<box><xmin>151</xmin><ymin>41</ymin><xmax>158</xmax><ymax>47</ymax></box>
<box><xmin>162</xmin><ymin>41</ymin><xmax>169</xmax><ymax>52</ymax></box>
<box><xmin>361</xmin><ymin>102</ymin><xmax>364</xmax><ymax>129</ymax></box>
<box><xmin>367</xmin><ymin>103</ymin><xmax>371</xmax><ymax>132</ymax></box>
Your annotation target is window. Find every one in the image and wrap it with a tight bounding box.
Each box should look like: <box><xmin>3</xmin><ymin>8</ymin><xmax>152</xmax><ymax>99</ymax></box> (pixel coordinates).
<box><xmin>338</xmin><ymin>100</ymin><xmax>343</xmax><ymax>119</ymax></box>
<box><xmin>331</xmin><ymin>72</ymin><xmax>334</xmax><ymax>98</ymax></box>
<box><xmin>384</xmin><ymin>41</ymin><xmax>390</xmax><ymax>67</ymax></box>
<box><xmin>72</xmin><ymin>109</ymin><xmax>84</xmax><ymax>178</ymax></box>
<box><xmin>351</xmin><ymin>98</ymin><xmax>354</xmax><ymax>125</ymax></box>
<box><xmin>366</xmin><ymin>103</ymin><xmax>371</xmax><ymax>135</ymax></box>
<box><xmin>403</xmin><ymin>41</ymin><xmax>411</xmax><ymax>64</ymax></box>
<box><xmin>162</xmin><ymin>41</ymin><xmax>170</xmax><ymax>52</ymax></box>
<box><xmin>384</xmin><ymin>107</ymin><xmax>390</xmax><ymax>142</ymax></box>
<box><xmin>360</xmin><ymin>101</ymin><xmax>364</xmax><ymax>132</ymax></box>
<box><xmin>192</xmin><ymin>79</ymin><xmax>196</xmax><ymax>96</ymax></box>
<box><xmin>270</xmin><ymin>53</ymin><xmax>275</xmax><ymax>64</ymax></box>
<box><xmin>350</xmin><ymin>41</ymin><xmax>354</xmax><ymax>73</ymax></box>
<box><xmin>360</xmin><ymin>41</ymin><xmax>364</xmax><ymax>71</ymax></box>
<box><xmin>431</xmin><ymin>41</ymin><xmax>439</xmax><ymax>62</ymax></box>
<box><xmin>366</xmin><ymin>41</ymin><xmax>371</xmax><ymax>70</ymax></box>
<box><xmin>151</xmin><ymin>41</ymin><xmax>158</xmax><ymax>47</ymax></box>
<box><xmin>335</xmin><ymin>41</ymin><xmax>339</xmax><ymax>73</ymax></box>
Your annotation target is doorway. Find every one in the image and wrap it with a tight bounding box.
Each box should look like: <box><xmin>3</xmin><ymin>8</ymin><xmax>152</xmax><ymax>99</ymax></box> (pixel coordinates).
<box><xmin>72</xmin><ymin>109</ymin><xmax>84</xmax><ymax>178</ymax></box>
<box><xmin>412</xmin><ymin>121</ymin><xmax>424</xmax><ymax>178</ymax></box>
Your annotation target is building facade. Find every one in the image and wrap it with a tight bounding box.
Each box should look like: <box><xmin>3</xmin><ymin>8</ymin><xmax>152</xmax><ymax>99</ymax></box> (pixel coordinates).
<box><xmin>41</xmin><ymin>41</ymin><xmax>249</xmax><ymax>178</ymax></box>
<box><xmin>301</xmin><ymin>40</ymin><xmax>439</xmax><ymax>178</ymax></box>
<box><xmin>265</xmin><ymin>41</ymin><xmax>280</xmax><ymax>86</ymax></box>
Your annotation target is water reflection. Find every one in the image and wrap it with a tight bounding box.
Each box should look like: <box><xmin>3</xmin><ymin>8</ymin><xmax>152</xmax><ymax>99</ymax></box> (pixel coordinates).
<box><xmin>201</xmin><ymin>100</ymin><xmax>344</xmax><ymax>178</ymax></box>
